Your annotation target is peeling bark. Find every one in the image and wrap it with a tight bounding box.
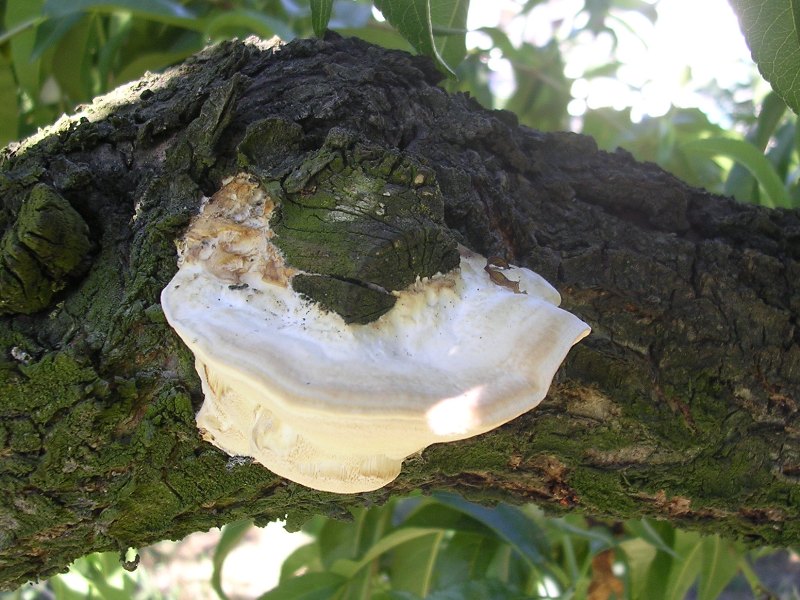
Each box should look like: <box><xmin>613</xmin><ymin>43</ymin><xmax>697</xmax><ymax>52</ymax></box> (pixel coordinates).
<box><xmin>0</xmin><ymin>34</ymin><xmax>798</xmax><ymax>589</ymax></box>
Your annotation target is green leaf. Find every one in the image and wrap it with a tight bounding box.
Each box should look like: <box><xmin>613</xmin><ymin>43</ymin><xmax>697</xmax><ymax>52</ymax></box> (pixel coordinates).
<box><xmin>0</xmin><ymin>55</ymin><xmax>19</xmax><ymax>146</ymax></box>
<box><xmin>331</xmin><ymin>527</ymin><xmax>446</xmax><ymax>579</ymax></box>
<box><xmin>115</xmin><ymin>49</ymin><xmax>195</xmax><ymax>84</ymax></box>
<box><xmin>280</xmin><ymin>542</ymin><xmax>322</xmax><ymax>582</ymax></box>
<box><xmin>96</xmin><ymin>13</ymin><xmax>134</xmax><ymax>91</ymax></box>
<box><xmin>49</xmin><ymin>575</ymin><xmax>93</xmax><ymax>600</ymax></box>
<box><xmin>0</xmin><ymin>15</ymin><xmax>46</xmax><ymax>46</ymax></box>
<box><xmin>51</xmin><ymin>13</ymin><xmax>93</xmax><ymax>101</ymax></box>
<box><xmin>211</xmin><ymin>519</ymin><xmax>253</xmax><ymax>600</ymax></box>
<box><xmin>696</xmin><ymin>536</ymin><xmax>743</xmax><ymax>600</ymax></box>
<box><xmin>30</xmin><ymin>12</ymin><xmax>86</xmax><ymax>61</ymax></box>
<box><xmin>431</xmin><ymin>493</ymin><xmax>550</xmax><ymax>567</ymax></box>
<box><xmin>310</xmin><ymin>0</ymin><xmax>333</xmax><ymax>37</ymax></box>
<box><xmin>389</xmin><ymin>531</ymin><xmax>446</xmax><ymax>596</ymax></box>
<box><xmin>729</xmin><ymin>0</ymin><xmax>800</xmax><ymax>114</ymax></box>
<box><xmin>753</xmin><ymin>92</ymin><xmax>789</xmax><ymax>150</ymax></box>
<box><xmin>634</xmin><ymin>520</ymin><xmax>677</xmax><ymax>600</ymax></box>
<box><xmin>258</xmin><ymin>572</ymin><xmax>348</xmax><ymax>600</ymax></box>
<box><xmin>426</xmin><ymin>578</ymin><xmax>528</xmax><ymax>600</ymax></box>
<box><xmin>433</xmin><ymin>532</ymin><xmax>501</xmax><ymax>588</ymax></box>
<box><xmin>663</xmin><ymin>531</ymin><xmax>705</xmax><ymax>600</ymax></box>
<box><xmin>77</xmin><ymin>553</ymin><xmax>133</xmax><ymax>600</ymax></box>
<box><xmin>724</xmin><ymin>92</ymin><xmax>787</xmax><ymax>200</ymax></box>
<box><xmin>203</xmin><ymin>10</ymin><xmax>295</xmax><ymax>42</ymax></box>
<box><xmin>43</xmin><ymin>0</ymin><xmax>199</xmax><ymax>29</ymax></box>
<box><xmin>318</xmin><ymin>517</ymin><xmax>360</xmax><ymax>569</ymax></box>
<box><xmin>682</xmin><ymin>136</ymin><xmax>792</xmax><ymax>208</ymax></box>
<box><xmin>372</xmin><ymin>0</ymin><xmax>468</xmax><ymax>76</ymax></box>
<box><xmin>626</xmin><ymin>519</ymin><xmax>679</xmax><ymax>558</ymax></box>
<box><xmin>428</xmin><ymin>0</ymin><xmax>468</xmax><ymax>73</ymax></box>
<box><xmin>618</xmin><ymin>538</ymin><xmax>657</xmax><ymax>600</ymax></box>
<box><xmin>502</xmin><ymin>40</ymin><xmax>570</xmax><ymax>131</ymax></box>
<box><xmin>6</xmin><ymin>0</ymin><xmax>44</xmax><ymax>96</ymax></box>
<box><xmin>546</xmin><ymin>517</ymin><xmax>615</xmax><ymax>550</ymax></box>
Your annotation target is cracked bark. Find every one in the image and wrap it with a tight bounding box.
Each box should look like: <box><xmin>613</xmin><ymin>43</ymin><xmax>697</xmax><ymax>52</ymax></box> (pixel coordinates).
<box><xmin>0</xmin><ymin>34</ymin><xmax>798</xmax><ymax>589</ymax></box>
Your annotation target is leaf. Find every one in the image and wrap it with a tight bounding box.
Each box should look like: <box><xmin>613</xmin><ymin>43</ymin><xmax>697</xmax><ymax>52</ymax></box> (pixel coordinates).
<box><xmin>502</xmin><ymin>40</ymin><xmax>570</xmax><ymax>131</ymax></box>
<box><xmin>115</xmin><ymin>49</ymin><xmax>195</xmax><ymax>84</ymax></box>
<box><xmin>77</xmin><ymin>553</ymin><xmax>133</xmax><ymax>600</ymax></box>
<box><xmin>431</xmin><ymin>493</ymin><xmax>550</xmax><ymax>567</ymax></box>
<box><xmin>331</xmin><ymin>527</ymin><xmax>446</xmax><ymax>579</ymax></box>
<box><xmin>310</xmin><ymin>0</ymin><xmax>333</xmax><ymax>38</ymax></box>
<box><xmin>51</xmin><ymin>13</ymin><xmax>93</xmax><ymax>101</ymax></box>
<box><xmin>373</xmin><ymin>0</ymin><xmax>468</xmax><ymax>76</ymax></box>
<box><xmin>49</xmin><ymin>575</ymin><xmax>95</xmax><ymax>600</ymax></box>
<box><xmin>433</xmin><ymin>532</ymin><xmax>501</xmax><ymax>589</ymax></box>
<box><xmin>634</xmin><ymin>520</ymin><xmax>676</xmax><ymax>600</ymax></box>
<box><xmin>0</xmin><ymin>15</ymin><xmax>46</xmax><ymax>46</ymax></box>
<box><xmin>280</xmin><ymin>542</ymin><xmax>322</xmax><ymax>582</ymax></box>
<box><xmin>336</xmin><ymin>24</ymin><xmax>412</xmax><ymax>51</ymax></box>
<box><xmin>663</xmin><ymin>531</ymin><xmax>704</xmax><ymax>600</ymax></box>
<box><xmin>318</xmin><ymin>517</ymin><xmax>360</xmax><ymax>569</ymax></box>
<box><xmin>625</xmin><ymin>519</ymin><xmax>679</xmax><ymax>558</ymax></box>
<box><xmin>424</xmin><ymin>579</ymin><xmax>528</xmax><ymax>600</ymax></box>
<box><xmin>30</xmin><ymin>12</ymin><xmax>86</xmax><ymax>61</ymax></box>
<box><xmin>203</xmin><ymin>10</ymin><xmax>295</xmax><ymax>42</ymax></box>
<box><xmin>211</xmin><ymin>519</ymin><xmax>253</xmax><ymax>600</ymax></box>
<box><xmin>389</xmin><ymin>531</ymin><xmax>446</xmax><ymax>597</ymax></box>
<box><xmin>724</xmin><ymin>92</ymin><xmax>787</xmax><ymax>200</ymax></box>
<box><xmin>402</xmin><ymin>500</ymin><xmax>491</xmax><ymax>535</ymax></box>
<box><xmin>729</xmin><ymin>0</ymin><xmax>800</xmax><ymax>114</ymax></box>
<box><xmin>547</xmin><ymin>518</ymin><xmax>615</xmax><ymax>551</ymax></box>
<box><xmin>42</xmin><ymin>0</ymin><xmax>199</xmax><ymax>29</ymax></box>
<box><xmin>258</xmin><ymin>572</ymin><xmax>348</xmax><ymax>600</ymax></box>
<box><xmin>682</xmin><ymin>137</ymin><xmax>792</xmax><ymax>208</ymax></box>
<box><xmin>618</xmin><ymin>538</ymin><xmax>657</xmax><ymax>600</ymax></box>
<box><xmin>6</xmin><ymin>0</ymin><xmax>44</xmax><ymax>96</ymax></box>
<box><xmin>696</xmin><ymin>536</ymin><xmax>743</xmax><ymax>600</ymax></box>
<box><xmin>428</xmin><ymin>0</ymin><xmax>468</xmax><ymax>72</ymax></box>
<box><xmin>0</xmin><ymin>55</ymin><xmax>19</xmax><ymax>146</ymax></box>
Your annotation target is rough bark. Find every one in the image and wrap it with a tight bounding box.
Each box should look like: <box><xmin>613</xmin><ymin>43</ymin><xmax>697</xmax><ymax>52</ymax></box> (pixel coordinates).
<box><xmin>0</xmin><ymin>34</ymin><xmax>798</xmax><ymax>589</ymax></box>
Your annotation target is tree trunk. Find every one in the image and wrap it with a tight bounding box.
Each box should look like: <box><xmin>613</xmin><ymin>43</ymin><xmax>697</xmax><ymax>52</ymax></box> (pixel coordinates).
<box><xmin>1</xmin><ymin>34</ymin><xmax>798</xmax><ymax>589</ymax></box>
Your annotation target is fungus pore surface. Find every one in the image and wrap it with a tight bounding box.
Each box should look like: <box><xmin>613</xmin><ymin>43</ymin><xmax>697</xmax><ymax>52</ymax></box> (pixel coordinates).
<box><xmin>160</xmin><ymin>174</ymin><xmax>590</xmax><ymax>493</ymax></box>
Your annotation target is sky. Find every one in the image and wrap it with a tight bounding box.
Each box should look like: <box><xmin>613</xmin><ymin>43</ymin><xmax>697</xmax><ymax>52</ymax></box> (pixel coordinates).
<box><xmin>467</xmin><ymin>0</ymin><xmax>758</xmax><ymax>126</ymax></box>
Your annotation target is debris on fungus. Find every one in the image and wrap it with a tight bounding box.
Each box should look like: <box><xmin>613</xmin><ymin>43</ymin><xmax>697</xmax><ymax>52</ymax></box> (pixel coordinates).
<box><xmin>161</xmin><ymin>174</ymin><xmax>590</xmax><ymax>493</ymax></box>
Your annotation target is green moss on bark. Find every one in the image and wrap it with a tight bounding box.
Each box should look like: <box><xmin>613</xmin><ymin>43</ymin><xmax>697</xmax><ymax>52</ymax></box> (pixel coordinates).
<box><xmin>0</xmin><ymin>184</ymin><xmax>90</xmax><ymax>315</ymax></box>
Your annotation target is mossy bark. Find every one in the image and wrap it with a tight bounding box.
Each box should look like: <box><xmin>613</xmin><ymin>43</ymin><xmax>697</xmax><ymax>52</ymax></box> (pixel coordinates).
<box><xmin>0</xmin><ymin>34</ymin><xmax>799</xmax><ymax>588</ymax></box>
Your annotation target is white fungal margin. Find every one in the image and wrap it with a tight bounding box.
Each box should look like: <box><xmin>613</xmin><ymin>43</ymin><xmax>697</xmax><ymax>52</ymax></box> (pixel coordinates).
<box><xmin>161</xmin><ymin>174</ymin><xmax>590</xmax><ymax>493</ymax></box>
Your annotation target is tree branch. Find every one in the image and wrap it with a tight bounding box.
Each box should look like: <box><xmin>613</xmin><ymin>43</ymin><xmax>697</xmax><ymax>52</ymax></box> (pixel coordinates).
<box><xmin>0</xmin><ymin>34</ymin><xmax>798</xmax><ymax>589</ymax></box>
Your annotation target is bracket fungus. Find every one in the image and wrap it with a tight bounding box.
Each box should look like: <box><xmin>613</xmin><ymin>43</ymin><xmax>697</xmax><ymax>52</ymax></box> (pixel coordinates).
<box><xmin>161</xmin><ymin>173</ymin><xmax>590</xmax><ymax>493</ymax></box>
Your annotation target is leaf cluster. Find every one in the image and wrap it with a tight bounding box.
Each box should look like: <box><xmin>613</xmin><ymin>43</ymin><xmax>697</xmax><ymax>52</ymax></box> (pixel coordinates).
<box><xmin>232</xmin><ymin>495</ymin><xmax>786</xmax><ymax>600</ymax></box>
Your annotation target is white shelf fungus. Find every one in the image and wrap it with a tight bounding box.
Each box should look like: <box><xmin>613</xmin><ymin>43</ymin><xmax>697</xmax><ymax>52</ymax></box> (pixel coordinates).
<box><xmin>161</xmin><ymin>174</ymin><xmax>590</xmax><ymax>493</ymax></box>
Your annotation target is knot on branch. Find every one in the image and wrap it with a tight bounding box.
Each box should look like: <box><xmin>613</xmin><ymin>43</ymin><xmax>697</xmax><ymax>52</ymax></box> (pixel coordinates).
<box><xmin>239</xmin><ymin>122</ymin><xmax>459</xmax><ymax>323</ymax></box>
<box><xmin>0</xmin><ymin>184</ymin><xmax>91</xmax><ymax>315</ymax></box>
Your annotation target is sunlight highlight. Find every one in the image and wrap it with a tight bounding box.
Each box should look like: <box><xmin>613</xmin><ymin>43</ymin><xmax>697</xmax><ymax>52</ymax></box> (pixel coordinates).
<box><xmin>426</xmin><ymin>386</ymin><xmax>486</xmax><ymax>436</ymax></box>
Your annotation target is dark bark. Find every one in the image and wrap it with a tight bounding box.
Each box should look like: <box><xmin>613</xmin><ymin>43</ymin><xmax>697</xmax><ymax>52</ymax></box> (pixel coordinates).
<box><xmin>0</xmin><ymin>34</ymin><xmax>798</xmax><ymax>589</ymax></box>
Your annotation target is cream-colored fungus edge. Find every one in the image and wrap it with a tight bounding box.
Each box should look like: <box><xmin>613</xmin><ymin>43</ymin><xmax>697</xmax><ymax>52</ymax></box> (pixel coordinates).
<box><xmin>160</xmin><ymin>174</ymin><xmax>590</xmax><ymax>493</ymax></box>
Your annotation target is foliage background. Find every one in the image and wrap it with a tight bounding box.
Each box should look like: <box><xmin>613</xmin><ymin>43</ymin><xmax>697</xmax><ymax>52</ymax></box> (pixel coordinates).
<box><xmin>1</xmin><ymin>0</ymin><xmax>799</xmax><ymax>598</ymax></box>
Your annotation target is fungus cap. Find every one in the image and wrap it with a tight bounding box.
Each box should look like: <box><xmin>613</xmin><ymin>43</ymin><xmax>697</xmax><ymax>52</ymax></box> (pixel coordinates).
<box><xmin>161</xmin><ymin>174</ymin><xmax>590</xmax><ymax>493</ymax></box>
